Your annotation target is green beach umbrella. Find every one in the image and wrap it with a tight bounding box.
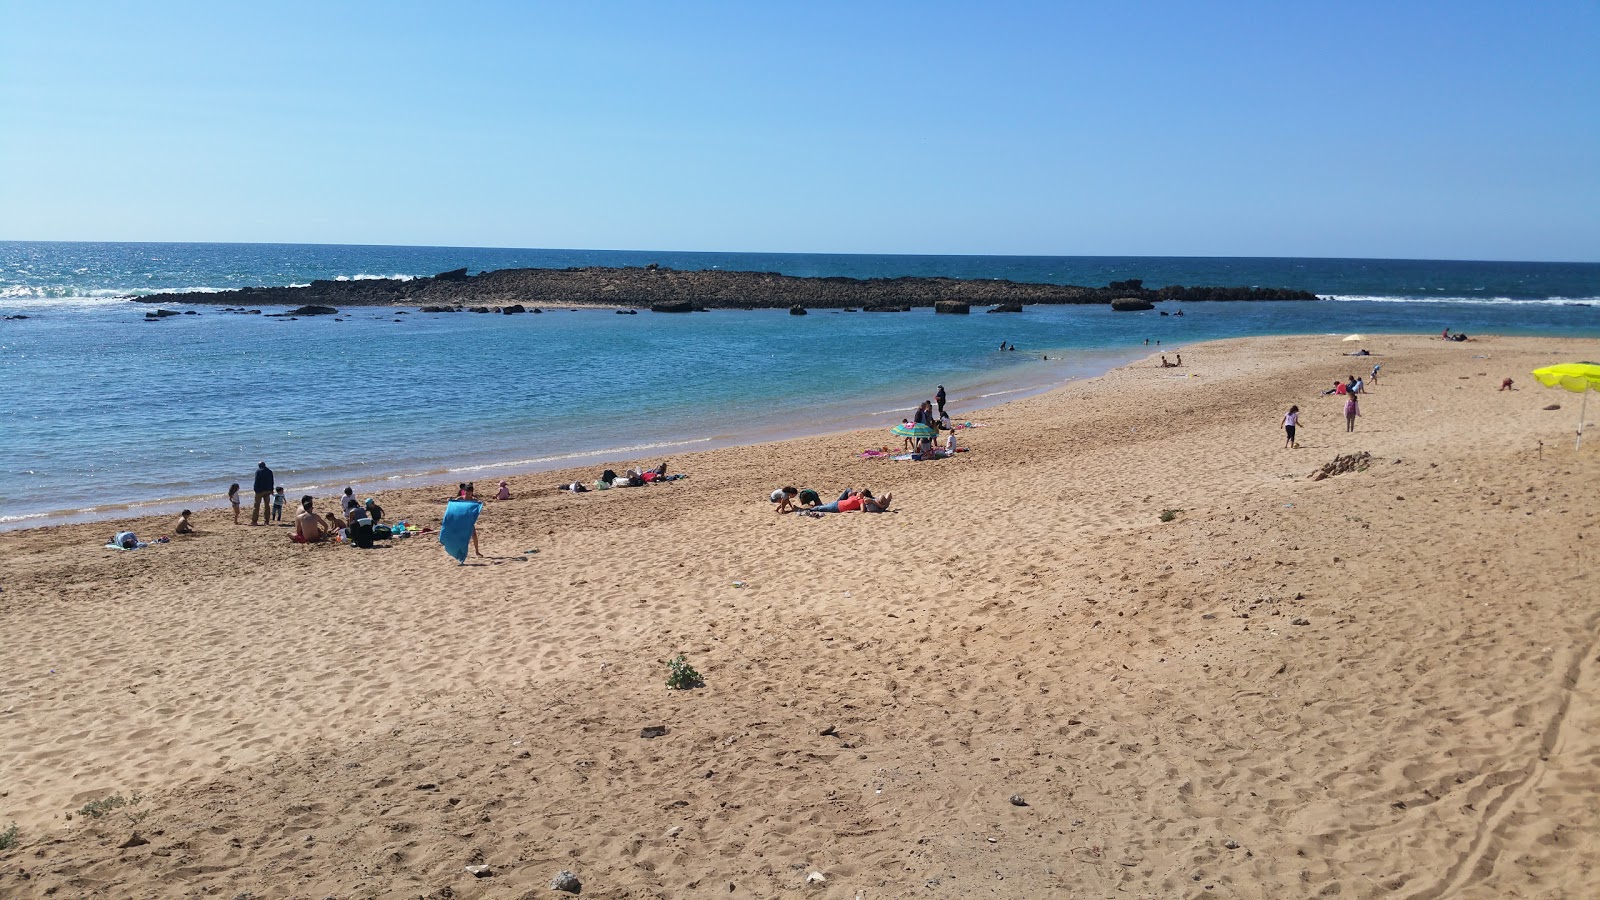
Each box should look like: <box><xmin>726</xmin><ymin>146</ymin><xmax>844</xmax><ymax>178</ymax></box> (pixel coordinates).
<box><xmin>1531</xmin><ymin>362</ymin><xmax>1600</xmax><ymax>449</ymax></box>
<box><xmin>892</xmin><ymin>422</ymin><xmax>937</xmax><ymax>439</ymax></box>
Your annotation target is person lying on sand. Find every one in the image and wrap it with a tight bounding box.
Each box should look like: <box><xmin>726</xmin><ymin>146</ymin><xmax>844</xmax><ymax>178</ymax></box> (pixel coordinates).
<box><xmin>805</xmin><ymin>489</ymin><xmax>892</xmax><ymax>513</ymax></box>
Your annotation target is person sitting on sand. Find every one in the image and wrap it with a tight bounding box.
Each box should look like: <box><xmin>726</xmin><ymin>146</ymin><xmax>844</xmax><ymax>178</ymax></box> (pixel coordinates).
<box><xmin>1160</xmin><ymin>355</ymin><xmax>1172</xmax><ymax>367</ymax></box>
<box><xmin>1175</xmin><ymin>353</ymin><xmax>1182</xmax><ymax>366</ymax></box>
<box><xmin>495</xmin><ymin>480</ymin><xmax>511</xmax><ymax>500</ymax></box>
<box><xmin>1500</xmin><ymin>377</ymin><xmax>1515</xmax><ymax>391</ymax></box>
<box><xmin>293</xmin><ymin>497</ymin><xmax>329</xmax><ymax>543</ymax></box>
<box><xmin>325</xmin><ymin>512</ymin><xmax>346</xmax><ymax>539</ymax></box>
<box><xmin>1323</xmin><ymin>381</ymin><xmax>1342</xmax><ymax>396</ymax></box>
<box><xmin>174</xmin><ymin>509</ymin><xmax>195</xmax><ymax>534</ymax></box>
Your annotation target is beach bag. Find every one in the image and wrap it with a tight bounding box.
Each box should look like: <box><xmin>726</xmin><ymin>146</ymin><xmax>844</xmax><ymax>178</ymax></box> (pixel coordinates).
<box><xmin>372</xmin><ymin>524</ymin><xmax>393</xmax><ymax>540</ymax></box>
<box><xmin>351</xmin><ymin>517</ymin><xmax>374</xmax><ymax>549</ymax></box>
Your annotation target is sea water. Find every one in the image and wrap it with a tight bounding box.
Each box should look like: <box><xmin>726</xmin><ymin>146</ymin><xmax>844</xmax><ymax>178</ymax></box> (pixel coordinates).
<box><xmin>2</xmin><ymin>242</ymin><xmax>1597</xmax><ymax>528</ymax></box>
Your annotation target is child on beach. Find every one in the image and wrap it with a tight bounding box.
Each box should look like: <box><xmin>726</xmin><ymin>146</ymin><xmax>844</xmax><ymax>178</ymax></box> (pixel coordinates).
<box><xmin>174</xmin><ymin>510</ymin><xmax>194</xmax><ymax>535</ymax></box>
<box><xmin>1345</xmin><ymin>395</ymin><xmax>1361</xmax><ymax>432</ymax></box>
<box><xmin>271</xmin><ymin>486</ymin><xmax>285</xmax><ymax>522</ymax></box>
<box><xmin>227</xmin><ymin>483</ymin><xmax>241</xmax><ymax>524</ymax></box>
<box><xmin>1284</xmin><ymin>406</ymin><xmax>1300</xmax><ymax>448</ymax></box>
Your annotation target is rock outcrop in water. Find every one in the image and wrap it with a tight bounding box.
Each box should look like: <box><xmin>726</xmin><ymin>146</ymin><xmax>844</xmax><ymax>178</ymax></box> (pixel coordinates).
<box><xmin>133</xmin><ymin>266</ymin><xmax>1320</xmax><ymax>310</ymax></box>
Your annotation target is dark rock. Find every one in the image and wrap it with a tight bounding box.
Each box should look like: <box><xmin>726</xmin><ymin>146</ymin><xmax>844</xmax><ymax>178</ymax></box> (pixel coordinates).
<box><xmin>1009</xmin><ymin>795</ymin><xmax>1029</xmax><ymax>807</ymax></box>
<box><xmin>651</xmin><ymin>300</ymin><xmax>695</xmax><ymax>313</ymax></box>
<box><xmin>146</xmin><ymin>309</ymin><xmax>181</xmax><ymax>318</ymax></box>
<box><xmin>864</xmin><ymin>305</ymin><xmax>911</xmax><ymax>312</ymax></box>
<box><xmin>1543</xmin><ymin>404</ymin><xmax>1561</xmax><ymax>411</ymax></box>
<box><xmin>550</xmin><ymin>870</ymin><xmax>582</xmax><ymax>893</ymax></box>
<box><xmin>132</xmin><ymin>266</ymin><xmax>1319</xmax><ymax>312</ymax></box>
<box><xmin>419</xmin><ymin>306</ymin><xmax>456</xmax><ymax>313</ymax></box>
<box><xmin>118</xmin><ymin>832</ymin><xmax>149</xmax><ymax>849</ymax></box>
<box><xmin>287</xmin><ymin>305</ymin><xmax>337</xmax><ymax>316</ymax></box>
<box><xmin>1110</xmin><ymin>297</ymin><xmax>1155</xmax><ymax>312</ymax></box>
<box><xmin>1291</xmin><ymin>617</ymin><xmax>1310</xmax><ymax>626</ymax></box>
<box><xmin>987</xmin><ymin>302</ymin><xmax>1023</xmax><ymax>313</ymax></box>
<box><xmin>615</xmin><ymin>309</ymin><xmax>637</xmax><ymax>315</ymax></box>
<box><xmin>789</xmin><ymin>306</ymin><xmax>807</xmax><ymax>315</ymax></box>
<box><xmin>640</xmin><ymin>725</ymin><xmax>669</xmax><ymax>739</ymax></box>
<box><xmin>501</xmin><ymin>304</ymin><xmax>526</xmax><ymax>314</ymax></box>
<box><xmin>469</xmin><ymin>307</ymin><xmax>491</xmax><ymax>314</ymax></box>
<box><xmin>183</xmin><ymin>310</ymin><xmax>198</xmax><ymax>315</ymax></box>
<box><xmin>531</xmin><ymin>308</ymin><xmax>542</xmax><ymax>314</ymax></box>
<box><xmin>934</xmin><ymin>300</ymin><xmax>970</xmax><ymax>314</ymax></box>
<box><xmin>1109</xmin><ymin>279</ymin><xmax>1144</xmax><ymax>291</ymax></box>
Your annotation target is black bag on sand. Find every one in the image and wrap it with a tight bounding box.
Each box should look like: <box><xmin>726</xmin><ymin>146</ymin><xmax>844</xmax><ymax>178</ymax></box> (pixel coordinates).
<box><xmin>372</xmin><ymin>524</ymin><xmax>393</xmax><ymax>541</ymax></box>
<box><xmin>351</xmin><ymin>517</ymin><xmax>375</xmax><ymax>549</ymax></box>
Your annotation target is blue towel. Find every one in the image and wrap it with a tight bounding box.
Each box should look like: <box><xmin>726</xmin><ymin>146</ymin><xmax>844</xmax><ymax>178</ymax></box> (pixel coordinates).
<box><xmin>439</xmin><ymin>500</ymin><xmax>482</xmax><ymax>563</ymax></box>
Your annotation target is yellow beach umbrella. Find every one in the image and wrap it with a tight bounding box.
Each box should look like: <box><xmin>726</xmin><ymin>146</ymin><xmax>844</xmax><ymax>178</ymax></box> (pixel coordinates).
<box><xmin>1532</xmin><ymin>362</ymin><xmax>1600</xmax><ymax>449</ymax></box>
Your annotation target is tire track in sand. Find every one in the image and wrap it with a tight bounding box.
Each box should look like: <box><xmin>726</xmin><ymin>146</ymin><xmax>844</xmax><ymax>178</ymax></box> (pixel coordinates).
<box><xmin>1404</xmin><ymin>606</ymin><xmax>1600</xmax><ymax>899</ymax></box>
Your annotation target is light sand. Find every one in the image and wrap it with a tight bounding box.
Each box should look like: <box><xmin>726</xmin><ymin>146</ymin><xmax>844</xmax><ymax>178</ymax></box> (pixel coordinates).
<box><xmin>1</xmin><ymin>333</ymin><xmax>1597</xmax><ymax>898</ymax></box>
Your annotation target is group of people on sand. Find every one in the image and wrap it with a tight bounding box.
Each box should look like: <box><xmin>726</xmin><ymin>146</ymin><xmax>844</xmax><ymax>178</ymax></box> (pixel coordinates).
<box><xmin>1284</xmin><ymin>360</ymin><xmax>1379</xmax><ymax>448</ymax></box>
<box><xmin>1160</xmin><ymin>353</ymin><xmax>1183</xmax><ymax>368</ymax></box>
<box><xmin>771</xmin><ymin>486</ymin><xmax>892</xmax><ymax>514</ymax></box>
<box><xmin>560</xmin><ymin>462</ymin><xmax>683</xmax><ymax>493</ymax></box>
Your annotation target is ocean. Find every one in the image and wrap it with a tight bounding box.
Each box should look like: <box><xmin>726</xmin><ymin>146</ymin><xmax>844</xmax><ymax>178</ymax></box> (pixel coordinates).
<box><xmin>3</xmin><ymin>241</ymin><xmax>1597</xmax><ymax>529</ymax></box>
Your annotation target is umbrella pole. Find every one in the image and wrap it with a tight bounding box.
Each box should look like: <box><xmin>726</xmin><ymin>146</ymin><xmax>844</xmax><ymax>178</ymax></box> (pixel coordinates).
<box><xmin>1579</xmin><ymin>390</ymin><xmax>1588</xmax><ymax>451</ymax></box>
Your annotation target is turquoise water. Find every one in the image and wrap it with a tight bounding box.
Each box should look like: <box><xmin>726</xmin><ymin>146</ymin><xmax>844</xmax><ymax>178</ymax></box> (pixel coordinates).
<box><xmin>2</xmin><ymin>242</ymin><xmax>1597</xmax><ymax>527</ymax></box>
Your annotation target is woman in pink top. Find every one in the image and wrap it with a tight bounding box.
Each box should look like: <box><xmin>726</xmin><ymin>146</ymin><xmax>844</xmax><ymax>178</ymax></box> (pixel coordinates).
<box><xmin>1344</xmin><ymin>395</ymin><xmax>1361</xmax><ymax>432</ymax></box>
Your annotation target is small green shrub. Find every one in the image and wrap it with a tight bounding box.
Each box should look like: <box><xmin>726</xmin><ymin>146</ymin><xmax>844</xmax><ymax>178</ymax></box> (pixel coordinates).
<box><xmin>76</xmin><ymin>793</ymin><xmax>140</xmax><ymax>820</ymax></box>
<box><xmin>0</xmin><ymin>823</ymin><xmax>19</xmax><ymax>851</ymax></box>
<box><xmin>665</xmin><ymin>654</ymin><xmax>704</xmax><ymax>690</ymax></box>
<box><xmin>1159</xmin><ymin>508</ymin><xmax>1182</xmax><ymax>523</ymax></box>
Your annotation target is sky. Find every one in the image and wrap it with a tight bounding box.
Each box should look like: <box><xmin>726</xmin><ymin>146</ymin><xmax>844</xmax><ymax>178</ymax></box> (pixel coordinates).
<box><xmin>1</xmin><ymin>1</ymin><xmax>1597</xmax><ymax>261</ymax></box>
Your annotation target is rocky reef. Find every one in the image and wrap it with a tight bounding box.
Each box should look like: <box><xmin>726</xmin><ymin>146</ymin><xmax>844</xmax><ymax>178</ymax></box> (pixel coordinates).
<box><xmin>133</xmin><ymin>268</ymin><xmax>1319</xmax><ymax>311</ymax></box>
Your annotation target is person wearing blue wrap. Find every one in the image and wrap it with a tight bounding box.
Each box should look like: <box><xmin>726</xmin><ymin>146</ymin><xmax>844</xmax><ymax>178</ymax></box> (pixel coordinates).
<box><xmin>439</xmin><ymin>499</ymin><xmax>483</xmax><ymax>564</ymax></box>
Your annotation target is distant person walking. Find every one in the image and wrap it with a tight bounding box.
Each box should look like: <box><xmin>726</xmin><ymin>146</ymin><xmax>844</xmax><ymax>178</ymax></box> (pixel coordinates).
<box><xmin>1344</xmin><ymin>395</ymin><xmax>1361</xmax><ymax>432</ymax></box>
<box><xmin>251</xmin><ymin>461</ymin><xmax>274</xmax><ymax>526</ymax></box>
<box><xmin>1283</xmin><ymin>406</ymin><xmax>1300</xmax><ymax>449</ymax></box>
<box><xmin>935</xmin><ymin>385</ymin><xmax>947</xmax><ymax>417</ymax></box>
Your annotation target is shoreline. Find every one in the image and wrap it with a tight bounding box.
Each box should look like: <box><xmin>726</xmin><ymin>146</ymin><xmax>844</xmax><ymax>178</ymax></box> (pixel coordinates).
<box><xmin>3</xmin><ymin>331</ymin><xmax>1598</xmax><ymax>896</ymax></box>
<box><xmin>1</xmin><ymin>344</ymin><xmax>1153</xmax><ymax>532</ymax></box>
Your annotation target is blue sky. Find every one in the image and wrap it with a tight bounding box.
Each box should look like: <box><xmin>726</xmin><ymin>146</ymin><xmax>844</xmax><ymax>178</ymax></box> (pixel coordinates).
<box><xmin>2</xmin><ymin>1</ymin><xmax>1596</xmax><ymax>260</ymax></box>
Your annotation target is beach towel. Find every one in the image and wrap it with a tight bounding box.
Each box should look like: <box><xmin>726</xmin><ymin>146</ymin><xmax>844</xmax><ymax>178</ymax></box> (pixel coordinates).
<box><xmin>439</xmin><ymin>500</ymin><xmax>482</xmax><ymax>564</ymax></box>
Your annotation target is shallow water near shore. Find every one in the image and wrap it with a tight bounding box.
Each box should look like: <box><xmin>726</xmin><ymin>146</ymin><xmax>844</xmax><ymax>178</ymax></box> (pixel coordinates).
<box><xmin>3</xmin><ymin>243</ymin><xmax>1598</xmax><ymax>528</ymax></box>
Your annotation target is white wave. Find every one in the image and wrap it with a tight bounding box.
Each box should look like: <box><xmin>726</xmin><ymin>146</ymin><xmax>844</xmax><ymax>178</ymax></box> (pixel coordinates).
<box><xmin>332</xmin><ymin>273</ymin><xmax>416</xmax><ymax>282</ymax></box>
<box><xmin>445</xmin><ymin>437</ymin><xmax>715</xmax><ymax>473</ymax></box>
<box><xmin>1322</xmin><ymin>294</ymin><xmax>1597</xmax><ymax>307</ymax></box>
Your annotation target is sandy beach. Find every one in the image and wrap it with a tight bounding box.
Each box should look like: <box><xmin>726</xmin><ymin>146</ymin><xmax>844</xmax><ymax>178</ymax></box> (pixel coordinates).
<box><xmin>2</xmin><ymin>332</ymin><xmax>1597</xmax><ymax>898</ymax></box>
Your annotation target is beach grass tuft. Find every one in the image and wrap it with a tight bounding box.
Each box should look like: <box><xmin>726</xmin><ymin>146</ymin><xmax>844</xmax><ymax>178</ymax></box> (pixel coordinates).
<box><xmin>665</xmin><ymin>654</ymin><xmax>704</xmax><ymax>690</ymax></box>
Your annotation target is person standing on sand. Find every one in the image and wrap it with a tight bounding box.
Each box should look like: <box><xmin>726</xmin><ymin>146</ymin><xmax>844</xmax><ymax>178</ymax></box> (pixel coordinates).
<box><xmin>251</xmin><ymin>461</ymin><xmax>274</xmax><ymax>526</ymax></box>
<box><xmin>1284</xmin><ymin>406</ymin><xmax>1300</xmax><ymax>448</ymax></box>
<box><xmin>936</xmin><ymin>385</ymin><xmax>947</xmax><ymax>417</ymax></box>
<box><xmin>228</xmin><ymin>483</ymin><xmax>241</xmax><ymax>524</ymax></box>
<box><xmin>1345</xmin><ymin>394</ymin><xmax>1361</xmax><ymax>432</ymax></box>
